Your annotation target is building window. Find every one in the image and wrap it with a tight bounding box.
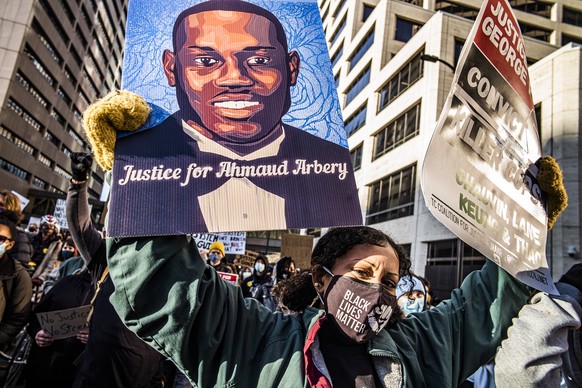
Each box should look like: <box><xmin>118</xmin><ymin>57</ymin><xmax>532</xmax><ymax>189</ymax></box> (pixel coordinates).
<box><xmin>378</xmin><ymin>50</ymin><xmax>423</xmax><ymax>111</ymax></box>
<box><xmin>31</xmin><ymin>20</ymin><xmax>63</xmax><ymax>65</ymax></box>
<box><xmin>7</xmin><ymin>98</ymin><xmax>42</xmax><ymax>132</ymax></box>
<box><xmin>73</xmin><ymin>107</ymin><xmax>83</xmax><ymax>123</ymax></box>
<box><xmin>373</xmin><ymin>102</ymin><xmax>421</xmax><ymax>159</ymax></box>
<box><xmin>334</xmin><ymin>72</ymin><xmax>340</xmax><ymax>87</ymax></box>
<box><xmin>68</xmin><ymin>126</ymin><xmax>84</xmax><ymax>146</ymax></box>
<box><xmin>75</xmin><ymin>26</ymin><xmax>88</xmax><ymax>48</ymax></box>
<box><xmin>349</xmin><ymin>28</ymin><xmax>374</xmax><ymax>69</ymax></box>
<box><xmin>38</xmin><ymin>154</ymin><xmax>52</xmax><ymax>168</ymax></box>
<box><xmin>435</xmin><ymin>1</ymin><xmax>479</xmax><ymax>20</ymax></box>
<box><xmin>563</xmin><ymin>34</ymin><xmax>582</xmax><ymax>45</ymax></box>
<box><xmin>0</xmin><ymin>126</ymin><xmax>35</xmax><ymax>155</ymax></box>
<box><xmin>45</xmin><ymin>131</ymin><xmax>60</xmax><ymax>147</ymax></box>
<box><xmin>395</xmin><ymin>17</ymin><xmax>422</xmax><ymax>42</ymax></box>
<box><xmin>563</xmin><ymin>6</ymin><xmax>582</xmax><ymax>27</ymax></box>
<box><xmin>0</xmin><ymin>158</ymin><xmax>30</xmax><ymax>181</ymax></box>
<box><xmin>23</xmin><ymin>48</ymin><xmax>55</xmax><ymax>86</ymax></box>
<box><xmin>345</xmin><ymin>64</ymin><xmax>371</xmax><ymax>106</ymax></box>
<box><xmin>350</xmin><ymin>143</ymin><xmax>363</xmax><ymax>171</ymax></box>
<box><xmin>454</xmin><ymin>39</ymin><xmax>465</xmax><ymax>66</ymax></box>
<box><xmin>15</xmin><ymin>73</ymin><xmax>48</xmax><ymax>110</ymax></box>
<box><xmin>57</xmin><ymin>87</ymin><xmax>72</xmax><ymax>106</ymax></box>
<box><xmin>331</xmin><ymin>44</ymin><xmax>344</xmax><ymax>68</ymax></box>
<box><xmin>61</xmin><ymin>145</ymin><xmax>72</xmax><ymax>158</ymax></box>
<box><xmin>63</xmin><ymin>66</ymin><xmax>78</xmax><ymax>86</ymax></box>
<box><xmin>38</xmin><ymin>0</ymin><xmax>70</xmax><ymax>44</ymax></box>
<box><xmin>520</xmin><ymin>23</ymin><xmax>551</xmax><ymax>42</ymax></box>
<box><xmin>330</xmin><ymin>16</ymin><xmax>346</xmax><ymax>46</ymax></box>
<box><xmin>366</xmin><ymin>164</ymin><xmax>416</xmax><ymax>224</ymax></box>
<box><xmin>33</xmin><ymin>177</ymin><xmax>47</xmax><ymax>189</ymax></box>
<box><xmin>362</xmin><ymin>4</ymin><xmax>375</xmax><ymax>22</ymax></box>
<box><xmin>534</xmin><ymin>103</ymin><xmax>542</xmax><ymax>138</ymax></box>
<box><xmin>58</xmin><ymin>0</ymin><xmax>75</xmax><ymax>24</ymax></box>
<box><xmin>509</xmin><ymin>0</ymin><xmax>552</xmax><ymax>18</ymax></box>
<box><xmin>55</xmin><ymin>165</ymin><xmax>72</xmax><ymax>180</ymax></box>
<box><xmin>344</xmin><ymin>104</ymin><xmax>367</xmax><ymax>137</ymax></box>
<box><xmin>50</xmin><ymin>108</ymin><xmax>66</xmax><ymax>127</ymax></box>
<box><xmin>332</xmin><ymin>0</ymin><xmax>347</xmax><ymax>19</ymax></box>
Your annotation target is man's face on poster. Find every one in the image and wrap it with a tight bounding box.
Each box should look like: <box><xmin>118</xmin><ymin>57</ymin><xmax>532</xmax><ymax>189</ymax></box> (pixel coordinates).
<box><xmin>163</xmin><ymin>10</ymin><xmax>300</xmax><ymax>144</ymax></box>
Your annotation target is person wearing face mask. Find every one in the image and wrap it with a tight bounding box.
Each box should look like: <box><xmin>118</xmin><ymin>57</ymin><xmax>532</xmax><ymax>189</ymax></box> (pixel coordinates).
<box><xmin>272</xmin><ymin>256</ymin><xmax>296</xmax><ymax>285</ymax></box>
<box><xmin>396</xmin><ymin>275</ymin><xmax>427</xmax><ymax>317</ymax></box>
<box><xmin>30</xmin><ymin>215</ymin><xmax>62</xmax><ymax>266</ymax></box>
<box><xmin>107</xmin><ymin>226</ymin><xmax>532</xmax><ymax>387</ymax></box>
<box><xmin>206</xmin><ymin>241</ymin><xmax>236</xmax><ymax>274</ymax></box>
<box><xmin>0</xmin><ymin>190</ymin><xmax>33</xmax><ymax>266</ymax></box>
<box><xmin>0</xmin><ymin>218</ymin><xmax>32</xmax><ymax>352</ymax></box>
<box><xmin>238</xmin><ymin>267</ymin><xmax>253</xmax><ymax>287</ymax></box>
<box><xmin>41</xmin><ymin>239</ymin><xmax>84</xmax><ymax>295</ymax></box>
<box><xmin>241</xmin><ymin>255</ymin><xmax>273</xmax><ymax>307</ymax></box>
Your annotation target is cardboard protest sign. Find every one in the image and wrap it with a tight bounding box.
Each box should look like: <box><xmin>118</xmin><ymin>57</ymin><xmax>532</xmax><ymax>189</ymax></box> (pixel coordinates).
<box><xmin>422</xmin><ymin>0</ymin><xmax>555</xmax><ymax>293</ymax></box>
<box><xmin>218</xmin><ymin>271</ymin><xmax>239</xmax><ymax>285</ymax></box>
<box><xmin>235</xmin><ymin>251</ymin><xmax>258</xmax><ymax>268</ymax></box>
<box><xmin>281</xmin><ymin>233</ymin><xmax>314</xmax><ymax>270</ymax></box>
<box><xmin>10</xmin><ymin>191</ymin><xmax>29</xmax><ymax>212</ymax></box>
<box><xmin>36</xmin><ymin>305</ymin><xmax>91</xmax><ymax>340</ymax></box>
<box><xmin>53</xmin><ymin>199</ymin><xmax>69</xmax><ymax>231</ymax></box>
<box><xmin>108</xmin><ymin>0</ymin><xmax>362</xmax><ymax>237</ymax></box>
<box><xmin>192</xmin><ymin>232</ymin><xmax>246</xmax><ymax>254</ymax></box>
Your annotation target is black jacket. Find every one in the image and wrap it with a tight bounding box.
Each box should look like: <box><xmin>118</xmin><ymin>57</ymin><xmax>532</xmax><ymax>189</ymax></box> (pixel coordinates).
<box><xmin>66</xmin><ymin>182</ymin><xmax>164</xmax><ymax>388</ymax></box>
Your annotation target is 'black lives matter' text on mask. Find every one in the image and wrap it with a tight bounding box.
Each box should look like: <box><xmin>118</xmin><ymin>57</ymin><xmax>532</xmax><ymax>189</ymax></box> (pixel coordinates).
<box><xmin>321</xmin><ymin>267</ymin><xmax>396</xmax><ymax>344</ymax></box>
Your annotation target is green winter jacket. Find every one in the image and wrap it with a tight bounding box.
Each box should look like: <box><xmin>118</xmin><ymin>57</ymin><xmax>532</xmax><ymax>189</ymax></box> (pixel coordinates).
<box><xmin>107</xmin><ymin>235</ymin><xmax>530</xmax><ymax>387</ymax></box>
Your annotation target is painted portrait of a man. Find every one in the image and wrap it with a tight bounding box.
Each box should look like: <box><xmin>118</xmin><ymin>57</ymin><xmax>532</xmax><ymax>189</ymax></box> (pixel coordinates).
<box><xmin>109</xmin><ymin>0</ymin><xmax>362</xmax><ymax>236</ymax></box>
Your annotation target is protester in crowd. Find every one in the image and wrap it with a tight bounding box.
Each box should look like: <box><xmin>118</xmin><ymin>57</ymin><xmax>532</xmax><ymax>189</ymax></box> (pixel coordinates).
<box><xmin>0</xmin><ymin>190</ymin><xmax>33</xmax><ymax>266</ymax></box>
<box><xmin>206</xmin><ymin>241</ymin><xmax>235</xmax><ymax>274</ymax></box>
<box><xmin>26</xmin><ymin>223</ymin><xmax>38</xmax><ymax>235</ymax></box>
<box><xmin>65</xmin><ymin>152</ymin><xmax>165</xmax><ymax>388</ymax></box>
<box><xmin>238</xmin><ymin>267</ymin><xmax>252</xmax><ymax>287</ymax></box>
<box><xmin>25</xmin><ymin>270</ymin><xmax>92</xmax><ymax>388</ymax></box>
<box><xmin>0</xmin><ymin>218</ymin><xmax>32</xmax><ymax>351</ymax></box>
<box><xmin>240</xmin><ymin>255</ymin><xmax>277</xmax><ymax>310</ymax></box>
<box><xmin>493</xmin><ymin>264</ymin><xmax>582</xmax><ymax>388</ymax></box>
<box><xmin>272</xmin><ymin>256</ymin><xmax>296</xmax><ymax>285</ymax></box>
<box><xmin>396</xmin><ymin>274</ymin><xmax>427</xmax><ymax>316</ymax></box>
<box><xmin>41</xmin><ymin>238</ymin><xmax>81</xmax><ymax>294</ymax></box>
<box><xmin>105</xmin><ymin>225</ymin><xmax>534</xmax><ymax>387</ymax></box>
<box><xmin>30</xmin><ymin>215</ymin><xmax>62</xmax><ymax>267</ymax></box>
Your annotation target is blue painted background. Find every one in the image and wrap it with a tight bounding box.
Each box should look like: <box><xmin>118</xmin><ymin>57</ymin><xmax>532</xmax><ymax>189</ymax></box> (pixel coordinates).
<box><xmin>121</xmin><ymin>0</ymin><xmax>347</xmax><ymax>147</ymax></box>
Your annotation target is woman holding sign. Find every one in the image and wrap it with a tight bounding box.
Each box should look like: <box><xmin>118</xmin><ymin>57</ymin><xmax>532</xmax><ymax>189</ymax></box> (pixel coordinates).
<box><xmin>106</xmin><ymin>225</ymin><xmax>531</xmax><ymax>387</ymax></box>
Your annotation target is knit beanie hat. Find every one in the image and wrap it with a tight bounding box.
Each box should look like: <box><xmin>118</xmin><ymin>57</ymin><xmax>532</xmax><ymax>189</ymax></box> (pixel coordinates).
<box><xmin>396</xmin><ymin>275</ymin><xmax>425</xmax><ymax>300</ymax></box>
<box><xmin>559</xmin><ymin>264</ymin><xmax>582</xmax><ymax>293</ymax></box>
<box><xmin>209</xmin><ymin>241</ymin><xmax>225</xmax><ymax>256</ymax></box>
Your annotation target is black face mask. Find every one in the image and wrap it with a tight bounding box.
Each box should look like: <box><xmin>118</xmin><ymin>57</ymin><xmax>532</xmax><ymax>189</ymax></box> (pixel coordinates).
<box><xmin>321</xmin><ymin>267</ymin><xmax>396</xmax><ymax>344</ymax></box>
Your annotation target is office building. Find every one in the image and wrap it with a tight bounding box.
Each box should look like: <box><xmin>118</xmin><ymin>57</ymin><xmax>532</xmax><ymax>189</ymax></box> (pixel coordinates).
<box><xmin>0</xmin><ymin>0</ymin><xmax>127</xmax><ymax>222</ymax></box>
<box><xmin>320</xmin><ymin>0</ymin><xmax>582</xmax><ymax>297</ymax></box>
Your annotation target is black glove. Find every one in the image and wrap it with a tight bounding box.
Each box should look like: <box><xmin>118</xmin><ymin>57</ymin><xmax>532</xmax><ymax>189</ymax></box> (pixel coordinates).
<box><xmin>70</xmin><ymin>152</ymin><xmax>93</xmax><ymax>182</ymax></box>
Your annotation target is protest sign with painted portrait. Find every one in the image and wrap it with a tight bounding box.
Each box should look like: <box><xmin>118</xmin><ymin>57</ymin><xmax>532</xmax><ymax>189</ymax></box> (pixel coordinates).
<box><xmin>108</xmin><ymin>0</ymin><xmax>362</xmax><ymax>237</ymax></box>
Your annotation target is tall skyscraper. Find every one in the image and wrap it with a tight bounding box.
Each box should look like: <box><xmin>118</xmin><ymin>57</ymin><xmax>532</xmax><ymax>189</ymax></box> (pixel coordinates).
<box><xmin>0</xmin><ymin>0</ymin><xmax>127</xmax><ymax>221</ymax></box>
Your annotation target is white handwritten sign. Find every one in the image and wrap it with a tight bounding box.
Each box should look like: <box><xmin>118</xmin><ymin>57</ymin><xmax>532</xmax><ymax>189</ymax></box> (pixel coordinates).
<box><xmin>36</xmin><ymin>305</ymin><xmax>91</xmax><ymax>340</ymax></box>
<box><xmin>192</xmin><ymin>232</ymin><xmax>247</xmax><ymax>255</ymax></box>
<box><xmin>53</xmin><ymin>199</ymin><xmax>69</xmax><ymax>231</ymax></box>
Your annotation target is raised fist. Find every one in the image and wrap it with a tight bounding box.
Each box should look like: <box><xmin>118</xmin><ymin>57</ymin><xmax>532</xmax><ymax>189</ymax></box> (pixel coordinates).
<box><xmin>70</xmin><ymin>152</ymin><xmax>93</xmax><ymax>182</ymax></box>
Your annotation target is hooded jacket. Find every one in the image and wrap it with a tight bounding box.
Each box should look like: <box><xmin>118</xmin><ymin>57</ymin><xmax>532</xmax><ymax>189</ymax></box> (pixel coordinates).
<box><xmin>0</xmin><ymin>253</ymin><xmax>32</xmax><ymax>348</ymax></box>
<box><xmin>108</xmin><ymin>234</ymin><xmax>530</xmax><ymax>387</ymax></box>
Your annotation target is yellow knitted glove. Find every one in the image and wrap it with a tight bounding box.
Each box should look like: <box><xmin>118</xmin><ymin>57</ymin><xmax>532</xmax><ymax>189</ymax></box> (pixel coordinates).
<box><xmin>82</xmin><ymin>90</ymin><xmax>151</xmax><ymax>171</ymax></box>
<box><xmin>537</xmin><ymin>155</ymin><xmax>568</xmax><ymax>230</ymax></box>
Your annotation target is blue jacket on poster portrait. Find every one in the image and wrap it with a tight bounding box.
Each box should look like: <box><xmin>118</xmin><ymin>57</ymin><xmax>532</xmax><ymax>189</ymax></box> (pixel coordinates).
<box><xmin>109</xmin><ymin>111</ymin><xmax>362</xmax><ymax>235</ymax></box>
